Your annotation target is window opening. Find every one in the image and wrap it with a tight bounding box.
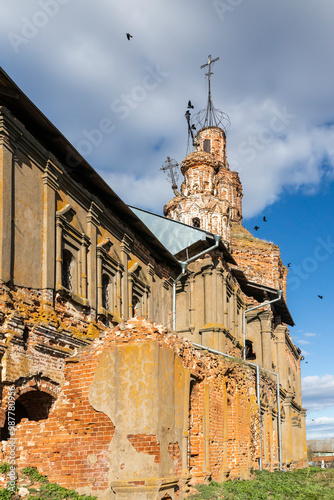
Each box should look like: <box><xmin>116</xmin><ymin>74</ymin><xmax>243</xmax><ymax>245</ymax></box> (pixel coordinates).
<box><xmin>203</xmin><ymin>139</ymin><xmax>210</xmax><ymax>153</ymax></box>
<box><xmin>1</xmin><ymin>391</ymin><xmax>55</xmax><ymax>441</ymax></box>
<box><xmin>192</xmin><ymin>217</ymin><xmax>201</xmax><ymax>228</ymax></box>
<box><xmin>132</xmin><ymin>295</ymin><xmax>140</xmax><ymax>317</ymax></box>
<box><xmin>102</xmin><ymin>274</ymin><xmax>110</xmax><ymax>310</ymax></box>
<box><xmin>245</xmin><ymin>340</ymin><xmax>256</xmax><ymax>360</ymax></box>
<box><xmin>62</xmin><ymin>249</ymin><xmax>73</xmax><ymax>290</ymax></box>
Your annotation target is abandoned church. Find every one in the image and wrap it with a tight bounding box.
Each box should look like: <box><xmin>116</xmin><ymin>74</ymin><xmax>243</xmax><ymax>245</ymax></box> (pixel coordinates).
<box><xmin>0</xmin><ymin>62</ymin><xmax>307</xmax><ymax>500</ymax></box>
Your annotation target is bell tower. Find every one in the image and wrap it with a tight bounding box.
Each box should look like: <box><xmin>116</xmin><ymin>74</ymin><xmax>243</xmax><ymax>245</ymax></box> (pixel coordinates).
<box><xmin>163</xmin><ymin>55</ymin><xmax>243</xmax><ymax>246</ymax></box>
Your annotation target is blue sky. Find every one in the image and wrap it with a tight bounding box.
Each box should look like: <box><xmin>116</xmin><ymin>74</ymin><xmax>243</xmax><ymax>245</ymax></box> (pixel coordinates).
<box><xmin>1</xmin><ymin>0</ymin><xmax>334</xmax><ymax>440</ymax></box>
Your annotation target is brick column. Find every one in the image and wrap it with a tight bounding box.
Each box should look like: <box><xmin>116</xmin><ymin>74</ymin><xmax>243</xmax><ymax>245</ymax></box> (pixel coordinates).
<box><xmin>203</xmin><ymin>382</ymin><xmax>211</xmax><ymax>475</ymax></box>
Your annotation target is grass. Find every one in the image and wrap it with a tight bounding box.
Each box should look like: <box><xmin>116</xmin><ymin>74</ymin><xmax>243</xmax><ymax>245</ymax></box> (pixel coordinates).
<box><xmin>187</xmin><ymin>468</ymin><xmax>334</xmax><ymax>499</ymax></box>
<box><xmin>0</xmin><ymin>465</ymin><xmax>97</xmax><ymax>500</ymax></box>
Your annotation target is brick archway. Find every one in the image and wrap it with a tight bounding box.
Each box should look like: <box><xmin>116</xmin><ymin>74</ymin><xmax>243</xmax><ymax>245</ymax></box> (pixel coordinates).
<box><xmin>1</xmin><ymin>389</ymin><xmax>56</xmax><ymax>441</ymax></box>
<box><xmin>0</xmin><ymin>377</ymin><xmax>59</xmax><ymax>429</ymax></box>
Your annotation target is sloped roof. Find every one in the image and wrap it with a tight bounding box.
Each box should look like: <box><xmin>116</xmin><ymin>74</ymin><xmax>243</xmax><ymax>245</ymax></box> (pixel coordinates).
<box><xmin>129</xmin><ymin>206</ymin><xmax>236</xmax><ymax>264</ymax></box>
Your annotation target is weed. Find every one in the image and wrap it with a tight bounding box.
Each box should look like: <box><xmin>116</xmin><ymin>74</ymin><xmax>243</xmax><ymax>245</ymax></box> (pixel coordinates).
<box><xmin>22</xmin><ymin>467</ymin><xmax>48</xmax><ymax>483</ymax></box>
<box><xmin>0</xmin><ymin>489</ymin><xmax>13</xmax><ymax>500</ymax></box>
<box><xmin>187</xmin><ymin>468</ymin><xmax>334</xmax><ymax>499</ymax></box>
<box><xmin>0</xmin><ymin>464</ymin><xmax>10</xmax><ymax>474</ymax></box>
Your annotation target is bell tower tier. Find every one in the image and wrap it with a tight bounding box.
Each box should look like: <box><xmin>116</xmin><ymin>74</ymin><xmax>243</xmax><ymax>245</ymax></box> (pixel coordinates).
<box><xmin>163</xmin><ymin>125</ymin><xmax>243</xmax><ymax>245</ymax></box>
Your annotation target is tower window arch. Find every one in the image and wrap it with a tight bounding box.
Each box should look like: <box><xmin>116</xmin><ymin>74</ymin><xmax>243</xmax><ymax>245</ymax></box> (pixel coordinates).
<box><xmin>192</xmin><ymin>217</ymin><xmax>201</xmax><ymax>228</ymax></box>
<box><xmin>203</xmin><ymin>139</ymin><xmax>210</xmax><ymax>153</ymax></box>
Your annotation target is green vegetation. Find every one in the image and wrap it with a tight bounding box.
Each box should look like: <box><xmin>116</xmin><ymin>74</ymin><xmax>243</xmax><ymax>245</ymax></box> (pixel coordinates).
<box><xmin>187</xmin><ymin>468</ymin><xmax>334</xmax><ymax>499</ymax></box>
<box><xmin>26</xmin><ymin>482</ymin><xmax>97</xmax><ymax>500</ymax></box>
<box><xmin>0</xmin><ymin>464</ymin><xmax>10</xmax><ymax>474</ymax></box>
<box><xmin>0</xmin><ymin>489</ymin><xmax>13</xmax><ymax>500</ymax></box>
<box><xmin>0</xmin><ymin>466</ymin><xmax>96</xmax><ymax>500</ymax></box>
<box><xmin>22</xmin><ymin>467</ymin><xmax>48</xmax><ymax>484</ymax></box>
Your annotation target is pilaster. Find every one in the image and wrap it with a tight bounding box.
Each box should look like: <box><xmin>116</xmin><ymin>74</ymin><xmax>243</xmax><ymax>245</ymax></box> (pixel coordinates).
<box><xmin>260</xmin><ymin>311</ymin><xmax>273</xmax><ymax>371</ymax></box>
<box><xmin>120</xmin><ymin>234</ymin><xmax>133</xmax><ymax>320</ymax></box>
<box><xmin>203</xmin><ymin>382</ymin><xmax>211</xmax><ymax>475</ymax></box>
<box><xmin>274</xmin><ymin>325</ymin><xmax>288</xmax><ymax>389</ymax></box>
<box><xmin>87</xmin><ymin>201</ymin><xmax>102</xmax><ymax>312</ymax></box>
<box><xmin>0</xmin><ymin>134</ymin><xmax>14</xmax><ymax>283</ymax></box>
<box><xmin>41</xmin><ymin>160</ymin><xmax>59</xmax><ymax>303</ymax></box>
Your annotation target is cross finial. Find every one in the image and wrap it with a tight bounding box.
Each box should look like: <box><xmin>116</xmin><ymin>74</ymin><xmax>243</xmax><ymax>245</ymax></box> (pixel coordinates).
<box><xmin>199</xmin><ymin>55</ymin><xmax>220</xmax><ymax>128</ymax></box>
<box><xmin>200</xmin><ymin>54</ymin><xmax>219</xmax><ymax>83</ymax></box>
<box><xmin>160</xmin><ymin>156</ymin><xmax>180</xmax><ymax>195</ymax></box>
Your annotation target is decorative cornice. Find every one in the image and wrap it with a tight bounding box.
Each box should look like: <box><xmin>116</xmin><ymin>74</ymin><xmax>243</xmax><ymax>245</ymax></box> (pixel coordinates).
<box><xmin>87</xmin><ymin>201</ymin><xmax>103</xmax><ymax>227</ymax></box>
<box><xmin>42</xmin><ymin>160</ymin><xmax>59</xmax><ymax>191</ymax></box>
<box><xmin>121</xmin><ymin>233</ymin><xmax>133</xmax><ymax>254</ymax></box>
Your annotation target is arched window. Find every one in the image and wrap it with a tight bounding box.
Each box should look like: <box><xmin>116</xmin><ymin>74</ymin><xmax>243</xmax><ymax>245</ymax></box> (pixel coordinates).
<box><xmin>203</xmin><ymin>139</ymin><xmax>210</xmax><ymax>153</ymax></box>
<box><xmin>102</xmin><ymin>274</ymin><xmax>110</xmax><ymax>310</ymax></box>
<box><xmin>192</xmin><ymin>217</ymin><xmax>201</xmax><ymax>228</ymax></box>
<box><xmin>62</xmin><ymin>249</ymin><xmax>73</xmax><ymax>290</ymax></box>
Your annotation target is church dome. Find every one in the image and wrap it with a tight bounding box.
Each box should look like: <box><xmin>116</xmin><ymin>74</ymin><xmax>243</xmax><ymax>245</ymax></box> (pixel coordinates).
<box><xmin>181</xmin><ymin>151</ymin><xmax>219</xmax><ymax>175</ymax></box>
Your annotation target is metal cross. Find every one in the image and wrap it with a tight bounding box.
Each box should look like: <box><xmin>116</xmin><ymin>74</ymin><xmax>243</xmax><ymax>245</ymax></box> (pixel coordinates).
<box><xmin>200</xmin><ymin>54</ymin><xmax>219</xmax><ymax>81</ymax></box>
<box><xmin>160</xmin><ymin>156</ymin><xmax>179</xmax><ymax>191</ymax></box>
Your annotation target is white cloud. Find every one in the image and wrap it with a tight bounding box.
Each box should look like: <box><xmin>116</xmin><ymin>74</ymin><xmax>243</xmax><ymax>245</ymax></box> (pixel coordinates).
<box><xmin>2</xmin><ymin>0</ymin><xmax>334</xmax><ymax>217</ymax></box>
<box><xmin>296</xmin><ymin>339</ymin><xmax>311</xmax><ymax>345</ymax></box>
<box><xmin>306</xmin><ymin>417</ymin><xmax>334</xmax><ymax>440</ymax></box>
<box><xmin>305</xmin><ymin>333</ymin><xmax>317</xmax><ymax>337</ymax></box>
<box><xmin>302</xmin><ymin>374</ymin><xmax>334</xmax><ymax>411</ymax></box>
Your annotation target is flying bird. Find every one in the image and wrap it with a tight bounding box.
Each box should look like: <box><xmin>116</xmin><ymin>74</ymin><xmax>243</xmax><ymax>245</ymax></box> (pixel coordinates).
<box><xmin>318</xmin><ymin>295</ymin><xmax>323</xmax><ymax>299</ymax></box>
<box><xmin>254</xmin><ymin>226</ymin><xmax>259</xmax><ymax>231</ymax></box>
<box><xmin>263</xmin><ymin>216</ymin><xmax>267</xmax><ymax>222</ymax></box>
<box><xmin>187</xmin><ymin>100</ymin><xmax>194</xmax><ymax>109</ymax></box>
<box><xmin>287</xmin><ymin>263</ymin><xmax>291</xmax><ymax>268</ymax></box>
<box><xmin>126</xmin><ymin>33</ymin><xmax>133</xmax><ymax>40</ymax></box>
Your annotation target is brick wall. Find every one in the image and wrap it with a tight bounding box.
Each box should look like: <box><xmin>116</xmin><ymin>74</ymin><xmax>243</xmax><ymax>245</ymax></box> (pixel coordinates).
<box><xmin>0</xmin><ymin>317</ymin><xmax>282</xmax><ymax>498</ymax></box>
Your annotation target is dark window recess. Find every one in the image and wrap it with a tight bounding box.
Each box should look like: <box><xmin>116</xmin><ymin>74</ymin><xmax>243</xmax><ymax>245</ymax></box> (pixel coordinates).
<box><xmin>192</xmin><ymin>217</ymin><xmax>201</xmax><ymax>228</ymax></box>
<box><xmin>203</xmin><ymin>139</ymin><xmax>210</xmax><ymax>153</ymax></box>
<box><xmin>1</xmin><ymin>391</ymin><xmax>55</xmax><ymax>441</ymax></box>
<box><xmin>132</xmin><ymin>295</ymin><xmax>140</xmax><ymax>317</ymax></box>
<box><xmin>62</xmin><ymin>249</ymin><xmax>72</xmax><ymax>290</ymax></box>
<box><xmin>245</xmin><ymin>340</ymin><xmax>256</xmax><ymax>360</ymax></box>
<box><xmin>102</xmin><ymin>274</ymin><xmax>110</xmax><ymax>310</ymax></box>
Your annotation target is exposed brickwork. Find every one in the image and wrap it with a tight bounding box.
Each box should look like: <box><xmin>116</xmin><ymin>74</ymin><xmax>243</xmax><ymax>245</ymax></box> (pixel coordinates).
<box><xmin>167</xmin><ymin>442</ymin><xmax>182</xmax><ymax>477</ymax></box>
<box><xmin>0</xmin><ymin>317</ymin><xmax>281</xmax><ymax>496</ymax></box>
<box><xmin>127</xmin><ymin>434</ymin><xmax>161</xmax><ymax>463</ymax></box>
<box><xmin>1</xmin><ymin>348</ymin><xmax>115</xmax><ymax>491</ymax></box>
<box><xmin>230</xmin><ymin>222</ymin><xmax>288</xmax><ymax>295</ymax></box>
<box><xmin>164</xmin><ymin>127</ymin><xmax>243</xmax><ymax>243</ymax></box>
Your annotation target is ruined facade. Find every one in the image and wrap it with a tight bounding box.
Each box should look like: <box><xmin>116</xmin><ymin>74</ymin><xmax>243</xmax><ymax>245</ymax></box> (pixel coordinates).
<box><xmin>0</xmin><ymin>68</ymin><xmax>307</xmax><ymax>500</ymax></box>
<box><xmin>164</xmin><ymin>123</ymin><xmax>307</xmax><ymax>481</ymax></box>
